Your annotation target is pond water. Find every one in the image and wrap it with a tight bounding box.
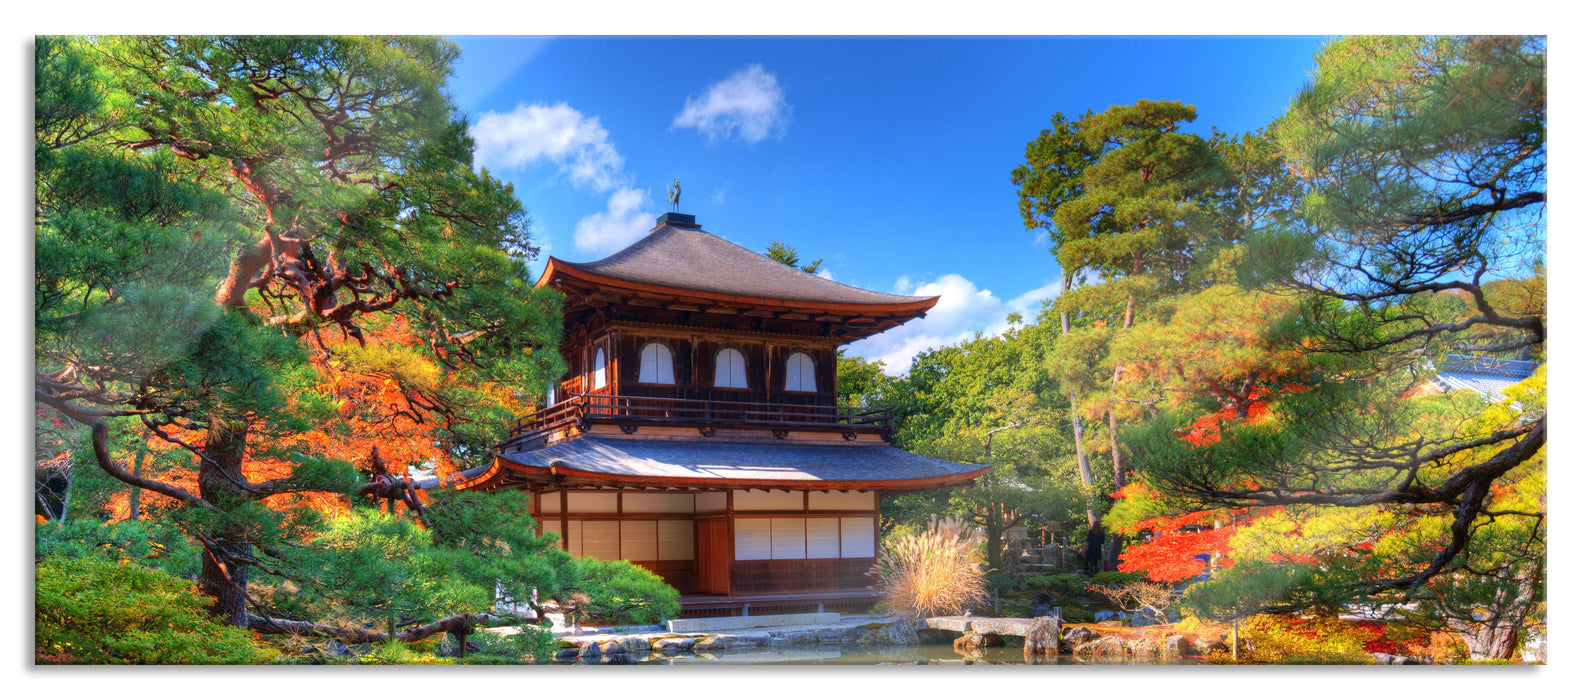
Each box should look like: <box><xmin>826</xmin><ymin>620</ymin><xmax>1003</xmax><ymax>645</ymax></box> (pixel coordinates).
<box><xmin>596</xmin><ymin>644</ymin><xmax>1201</xmax><ymax>666</ymax></box>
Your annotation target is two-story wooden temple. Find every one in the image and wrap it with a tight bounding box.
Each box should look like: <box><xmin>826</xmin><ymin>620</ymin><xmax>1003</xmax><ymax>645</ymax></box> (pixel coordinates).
<box><xmin>461</xmin><ymin>211</ymin><xmax>987</xmax><ymax>616</ymax></box>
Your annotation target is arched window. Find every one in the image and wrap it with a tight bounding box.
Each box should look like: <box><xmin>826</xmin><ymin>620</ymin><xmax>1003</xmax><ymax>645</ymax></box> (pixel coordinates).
<box><xmin>714</xmin><ymin>348</ymin><xmax>748</xmax><ymax>389</ymax></box>
<box><xmin>785</xmin><ymin>352</ymin><xmax>817</xmax><ymax>392</ymax></box>
<box><xmin>638</xmin><ymin>342</ymin><xmax>675</xmax><ymax>384</ymax></box>
<box><xmin>591</xmin><ymin>346</ymin><xmax>607</xmax><ymax>390</ymax></box>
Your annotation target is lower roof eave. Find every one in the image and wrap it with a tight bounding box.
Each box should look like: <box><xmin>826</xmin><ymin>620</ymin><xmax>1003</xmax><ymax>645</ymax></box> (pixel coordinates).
<box><xmin>492</xmin><ymin>455</ymin><xmax>987</xmax><ymax>493</ymax></box>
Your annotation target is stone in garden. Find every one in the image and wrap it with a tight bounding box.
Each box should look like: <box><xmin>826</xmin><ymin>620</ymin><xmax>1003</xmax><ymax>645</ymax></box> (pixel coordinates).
<box><xmin>1370</xmin><ymin>652</ymin><xmax>1422</xmax><ymax>665</ymax></box>
<box><xmin>650</xmin><ymin>636</ymin><xmax>697</xmax><ymax>654</ymax></box>
<box><xmin>1160</xmin><ymin>635</ymin><xmax>1191</xmax><ymax>657</ymax></box>
<box><xmin>1063</xmin><ymin>626</ymin><xmax>1098</xmax><ymax>645</ymax></box>
<box><xmin>1129</xmin><ymin>611</ymin><xmax>1160</xmax><ymax>627</ymax></box>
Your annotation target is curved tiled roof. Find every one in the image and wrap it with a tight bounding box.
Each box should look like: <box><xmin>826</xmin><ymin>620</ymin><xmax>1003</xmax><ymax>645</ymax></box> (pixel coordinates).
<box><xmin>551</xmin><ymin>224</ymin><xmax>932</xmax><ymax>307</ymax></box>
<box><xmin>498</xmin><ymin>437</ymin><xmax>985</xmax><ymax>488</ymax></box>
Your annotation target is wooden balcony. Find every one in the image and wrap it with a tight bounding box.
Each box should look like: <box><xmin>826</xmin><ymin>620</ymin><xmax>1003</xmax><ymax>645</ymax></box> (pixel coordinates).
<box><xmin>500</xmin><ymin>393</ymin><xmax>896</xmax><ymax>451</ymax></box>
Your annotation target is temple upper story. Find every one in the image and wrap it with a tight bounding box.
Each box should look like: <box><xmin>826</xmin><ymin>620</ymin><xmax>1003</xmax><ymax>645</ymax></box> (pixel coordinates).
<box><xmin>502</xmin><ymin>212</ymin><xmax>940</xmax><ymax>452</ymax></box>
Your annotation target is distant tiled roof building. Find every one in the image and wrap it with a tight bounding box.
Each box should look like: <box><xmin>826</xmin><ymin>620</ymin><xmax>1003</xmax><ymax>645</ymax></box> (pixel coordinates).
<box><xmin>1415</xmin><ymin>354</ymin><xmax>1540</xmax><ymax>400</ymax></box>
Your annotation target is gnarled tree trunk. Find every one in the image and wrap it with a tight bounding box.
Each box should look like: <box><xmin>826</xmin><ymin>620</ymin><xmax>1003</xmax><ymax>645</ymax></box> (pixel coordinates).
<box><xmin>197</xmin><ymin>420</ymin><xmax>254</xmax><ymax>627</ymax></box>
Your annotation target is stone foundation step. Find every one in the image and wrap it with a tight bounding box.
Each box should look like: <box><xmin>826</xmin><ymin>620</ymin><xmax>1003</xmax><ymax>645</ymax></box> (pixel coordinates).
<box><xmin>666</xmin><ymin>612</ymin><xmax>842</xmax><ymax>633</ymax></box>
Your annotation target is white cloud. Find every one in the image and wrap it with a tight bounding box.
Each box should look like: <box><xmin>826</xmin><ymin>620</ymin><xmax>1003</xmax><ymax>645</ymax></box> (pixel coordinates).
<box><xmin>673</xmin><ymin>64</ymin><xmax>790</xmax><ymax>143</ymax></box>
<box><xmin>573</xmin><ymin>188</ymin><xmax>657</xmax><ymax>256</ymax></box>
<box><xmin>470</xmin><ymin>102</ymin><xmax>626</xmax><ymax>191</ymax></box>
<box><xmin>847</xmin><ymin>274</ymin><xmax>1064</xmax><ymax>375</ymax></box>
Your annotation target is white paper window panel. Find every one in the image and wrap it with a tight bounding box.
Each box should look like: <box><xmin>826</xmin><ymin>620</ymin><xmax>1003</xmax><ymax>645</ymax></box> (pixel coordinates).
<box><xmin>592</xmin><ymin>347</ymin><xmax>607</xmax><ymax>389</ymax></box>
<box><xmin>622</xmin><ymin>492</ymin><xmax>695</xmax><ymax>513</ymax></box>
<box><xmin>565</xmin><ymin>492</ymin><xmax>618</xmax><ymax>513</ymax></box>
<box><xmin>566</xmin><ymin>520</ymin><xmax>583</xmax><ymax>557</ymax></box>
<box><xmin>806</xmin><ymin>518</ymin><xmax>841</xmax><ymax>558</ymax></box>
<box><xmin>539</xmin><ymin>493</ymin><xmax>561</xmax><ymax>514</ymax></box>
<box><xmin>580</xmin><ymin>520</ymin><xmax>621</xmax><ymax>561</ymax></box>
<box><xmin>732</xmin><ymin>489</ymin><xmax>803</xmax><ymax>511</ymax></box>
<box><xmin>620</xmin><ymin>520</ymin><xmax>658</xmax><ymax>561</ymax></box>
<box><xmin>658</xmin><ymin>520</ymin><xmax>694</xmax><ymax>561</ymax></box>
<box><xmin>540</xmin><ymin>519</ymin><xmax>562</xmax><ymax>541</ymax></box>
<box><xmin>640</xmin><ymin>343</ymin><xmax>675</xmax><ymax>384</ymax></box>
<box><xmin>734</xmin><ymin>518</ymin><xmax>772</xmax><ymax>561</ymax></box>
<box><xmin>786</xmin><ymin>352</ymin><xmax>817</xmax><ymax>392</ymax></box>
<box><xmin>715</xmin><ymin>348</ymin><xmax>748</xmax><ymax>388</ymax></box>
<box><xmin>695</xmin><ymin>491</ymin><xmax>727</xmax><ymax>513</ymax></box>
<box><xmin>840</xmin><ymin>517</ymin><xmax>876</xmax><ymax>558</ymax></box>
<box><xmin>808</xmin><ymin>491</ymin><xmax>874</xmax><ymax>511</ymax></box>
<box><xmin>771</xmin><ymin>518</ymin><xmax>806</xmax><ymax>560</ymax></box>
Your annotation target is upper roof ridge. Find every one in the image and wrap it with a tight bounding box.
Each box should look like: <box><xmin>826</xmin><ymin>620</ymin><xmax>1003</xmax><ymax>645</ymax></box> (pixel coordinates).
<box><xmin>548</xmin><ymin>222</ymin><xmax>934</xmax><ymax>307</ymax></box>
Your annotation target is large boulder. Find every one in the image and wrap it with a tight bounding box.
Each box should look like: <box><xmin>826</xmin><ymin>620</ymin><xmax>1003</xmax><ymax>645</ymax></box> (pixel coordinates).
<box><xmin>1063</xmin><ymin>626</ymin><xmax>1099</xmax><ymax>646</ymax></box>
<box><xmin>1370</xmin><ymin>652</ymin><xmax>1423</xmax><ymax>665</ymax></box>
<box><xmin>858</xmin><ymin>620</ymin><xmax>918</xmax><ymax>647</ymax></box>
<box><xmin>1191</xmin><ymin>635</ymin><xmax>1228</xmax><ymax>656</ymax></box>
<box><xmin>1129</xmin><ymin>611</ymin><xmax>1164</xmax><ymax>627</ymax></box>
<box><xmin>954</xmin><ymin>630</ymin><xmax>989</xmax><ymax>651</ymax></box>
<box><xmin>1022</xmin><ymin>618</ymin><xmax>1063</xmax><ymax>655</ymax></box>
<box><xmin>650</xmin><ymin>636</ymin><xmax>697</xmax><ymax>655</ymax></box>
<box><xmin>1160</xmin><ymin>635</ymin><xmax>1191</xmax><ymax>657</ymax></box>
<box><xmin>1074</xmin><ymin>635</ymin><xmax>1129</xmax><ymax>656</ymax></box>
<box><xmin>1128</xmin><ymin>638</ymin><xmax>1161</xmax><ymax>657</ymax></box>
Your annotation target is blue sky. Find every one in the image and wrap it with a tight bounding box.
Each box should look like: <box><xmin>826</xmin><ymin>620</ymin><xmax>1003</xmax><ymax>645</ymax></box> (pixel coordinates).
<box><xmin>445</xmin><ymin>36</ymin><xmax>1328</xmax><ymax>373</ymax></box>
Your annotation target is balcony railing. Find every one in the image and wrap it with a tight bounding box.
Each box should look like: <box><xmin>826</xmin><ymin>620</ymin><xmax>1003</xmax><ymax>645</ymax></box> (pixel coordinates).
<box><xmin>502</xmin><ymin>393</ymin><xmax>896</xmax><ymax>449</ymax></box>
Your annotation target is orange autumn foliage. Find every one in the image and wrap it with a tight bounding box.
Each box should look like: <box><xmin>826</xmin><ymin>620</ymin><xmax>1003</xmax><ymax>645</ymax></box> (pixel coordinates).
<box><xmin>1114</xmin><ymin>389</ymin><xmax>1299</xmax><ymax>583</ymax></box>
<box><xmin>105</xmin><ymin>318</ymin><xmax>528</xmax><ymax>522</ymax></box>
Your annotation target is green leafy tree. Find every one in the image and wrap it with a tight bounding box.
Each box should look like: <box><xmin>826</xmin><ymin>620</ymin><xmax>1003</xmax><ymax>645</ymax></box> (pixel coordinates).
<box><xmin>765</xmin><ymin>239</ymin><xmax>823</xmax><ymax>274</ymax></box>
<box><xmin>248</xmin><ymin>490</ymin><xmax>676</xmax><ymax>655</ymax></box>
<box><xmin>1012</xmin><ymin>111</ymin><xmax>1107</xmax><ymax>560</ymax></box>
<box><xmin>1140</xmin><ymin>36</ymin><xmax>1546</xmax><ymax>660</ymax></box>
<box><xmin>1023</xmin><ymin>100</ymin><xmax>1230</xmax><ymax>569</ymax></box>
<box><xmin>33</xmin><ymin>36</ymin><xmax>565</xmax><ymax>629</ymax></box>
<box><xmin>1174</xmin><ymin>34</ymin><xmax>1545</xmax><ymax>581</ymax></box>
<box><xmin>883</xmin><ymin>322</ymin><xmax>1083</xmax><ymax>572</ymax></box>
<box><xmin>834</xmin><ymin>350</ymin><xmax>894</xmax><ymax>408</ymax></box>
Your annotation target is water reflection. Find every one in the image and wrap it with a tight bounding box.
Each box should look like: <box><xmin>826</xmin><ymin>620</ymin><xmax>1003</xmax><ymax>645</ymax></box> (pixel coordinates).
<box><xmin>623</xmin><ymin>643</ymin><xmax>1200</xmax><ymax>666</ymax></box>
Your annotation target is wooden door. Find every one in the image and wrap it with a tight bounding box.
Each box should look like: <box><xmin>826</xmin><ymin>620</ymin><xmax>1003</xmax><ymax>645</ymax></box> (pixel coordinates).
<box><xmin>695</xmin><ymin>518</ymin><xmax>731</xmax><ymax>594</ymax></box>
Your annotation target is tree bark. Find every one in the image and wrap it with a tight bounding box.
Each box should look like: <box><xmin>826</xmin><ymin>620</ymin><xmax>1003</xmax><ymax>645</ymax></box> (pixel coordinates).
<box><xmin>1058</xmin><ymin>270</ymin><xmax>1104</xmax><ymax>570</ymax></box>
<box><xmin>1105</xmin><ymin>407</ymin><xmax>1126</xmax><ymax>572</ymax></box>
<box><xmin>1456</xmin><ymin>563</ymin><xmax>1542</xmax><ymax>660</ymax></box>
<box><xmin>197</xmin><ymin>420</ymin><xmax>255</xmax><ymax>627</ymax></box>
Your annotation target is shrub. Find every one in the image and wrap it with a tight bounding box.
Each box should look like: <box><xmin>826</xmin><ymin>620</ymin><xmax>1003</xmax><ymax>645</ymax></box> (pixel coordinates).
<box><xmin>1089</xmin><ymin>570</ymin><xmax>1145</xmax><ymax>586</ymax></box>
<box><xmin>1087</xmin><ymin>580</ymin><xmax>1175</xmax><ymax>619</ymax></box>
<box><xmin>359</xmin><ymin>640</ymin><xmax>453</xmax><ymax>665</ymax></box>
<box><xmin>1221</xmin><ymin>614</ymin><xmax>1375</xmax><ymax>665</ymax></box>
<box><xmin>455</xmin><ymin>626</ymin><xmax>556</xmax><ymax>665</ymax></box>
<box><xmin>34</xmin><ymin>518</ymin><xmax>201</xmax><ymax>578</ymax></box>
<box><xmin>1023</xmin><ymin>572</ymin><xmax>1087</xmax><ymax>598</ymax></box>
<box><xmin>36</xmin><ymin>556</ymin><xmax>263</xmax><ymax>664</ymax></box>
<box><xmin>869</xmin><ymin>515</ymin><xmax>988</xmax><ymax>617</ymax></box>
<box><xmin>563</xmin><ymin>558</ymin><xmax>681</xmax><ymax>627</ymax></box>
